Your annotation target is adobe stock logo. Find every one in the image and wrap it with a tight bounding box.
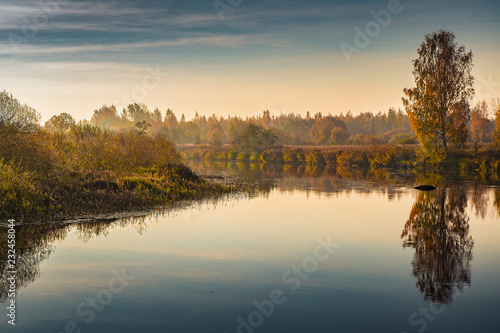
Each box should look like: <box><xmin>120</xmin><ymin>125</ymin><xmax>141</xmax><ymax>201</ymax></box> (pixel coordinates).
<box><xmin>340</xmin><ymin>0</ymin><xmax>404</xmax><ymax>63</ymax></box>
<box><xmin>112</xmin><ymin>65</ymin><xmax>167</xmax><ymax>111</ymax></box>
<box><xmin>476</xmin><ymin>74</ymin><xmax>500</xmax><ymax>101</ymax></box>
<box><xmin>213</xmin><ymin>0</ymin><xmax>243</xmax><ymax>21</ymax></box>
<box><xmin>225</xmin><ymin>237</ymin><xmax>340</xmax><ymax>333</ymax></box>
<box><xmin>399</xmin><ymin>290</ymin><xmax>464</xmax><ymax>333</ymax></box>
<box><xmin>8</xmin><ymin>0</ymin><xmax>69</xmax><ymax>53</ymax></box>
<box><xmin>50</xmin><ymin>268</ymin><xmax>135</xmax><ymax>333</ymax></box>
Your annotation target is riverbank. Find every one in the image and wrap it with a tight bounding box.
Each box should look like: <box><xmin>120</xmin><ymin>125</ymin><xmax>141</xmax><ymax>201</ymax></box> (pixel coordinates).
<box><xmin>180</xmin><ymin>144</ymin><xmax>500</xmax><ymax>180</ymax></box>
<box><xmin>3</xmin><ymin>131</ymin><xmax>499</xmax><ymax>222</ymax></box>
<box><xmin>0</xmin><ymin>126</ymin><xmax>239</xmax><ymax>222</ymax></box>
<box><xmin>0</xmin><ymin>159</ymin><xmax>239</xmax><ymax>222</ymax></box>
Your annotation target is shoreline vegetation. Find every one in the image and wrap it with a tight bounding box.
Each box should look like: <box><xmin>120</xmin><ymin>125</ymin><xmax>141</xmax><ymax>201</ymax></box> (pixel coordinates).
<box><xmin>0</xmin><ymin>91</ymin><xmax>239</xmax><ymax>222</ymax></box>
<box><xmin>0</xmin><ymin>135</ymin><xmax>239</xmax><ymax>221</ymax></box>
<box><xmin>180</xmin><ymin>144</ymin><xmax>500</xmax><ymax>180</ymax></box>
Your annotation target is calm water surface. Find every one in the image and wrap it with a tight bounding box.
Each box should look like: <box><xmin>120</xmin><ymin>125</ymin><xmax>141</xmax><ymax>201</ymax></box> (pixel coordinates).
<box><xmin>1</xmin><ymin>168</ymin><xmax>500</xmax><ymax>332</ymax></box>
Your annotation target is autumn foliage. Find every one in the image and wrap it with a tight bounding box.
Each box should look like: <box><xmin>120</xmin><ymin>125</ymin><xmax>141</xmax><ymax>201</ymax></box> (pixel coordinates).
<box><xmin>403</xmin><ymin>30</ymin><xmax>474</xmax><ymax>151</ymax></box>
<box><xmin>0</xmin><ymin>94</ymin><xmax>233</xmax><ymax>220</ymax></box>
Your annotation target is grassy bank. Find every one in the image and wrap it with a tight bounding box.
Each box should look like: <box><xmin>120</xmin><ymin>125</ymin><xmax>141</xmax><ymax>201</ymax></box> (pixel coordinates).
<box><xmin>180</xmin><ymin>144</ymin><xmax>500</xmax><ymax>179</ymax></box>
<box><xmin>0</xmin><ymin>125</ymin><xmax>237</xmax><ymax>221</ymax></box>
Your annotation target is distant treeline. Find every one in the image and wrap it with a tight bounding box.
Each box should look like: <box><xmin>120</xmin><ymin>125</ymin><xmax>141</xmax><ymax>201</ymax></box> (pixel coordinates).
<box><xmin>88</xmin><ymin>103</ymin><xmax>417</xmax><ymax>147</ymax></box>
<box><xmin>87</xmin><ymin>100</ymin><xmax>498</xmax><ymax>150</ymax></box>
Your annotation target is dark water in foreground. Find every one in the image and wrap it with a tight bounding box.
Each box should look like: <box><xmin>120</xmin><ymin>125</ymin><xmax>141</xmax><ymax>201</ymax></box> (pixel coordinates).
<box><xmin>1</xmin><ymin>166</ymin><xmax>499</xmax><ymax>332</ymax></box>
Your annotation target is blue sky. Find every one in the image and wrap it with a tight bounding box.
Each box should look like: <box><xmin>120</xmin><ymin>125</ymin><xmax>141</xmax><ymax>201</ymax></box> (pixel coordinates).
<box><xmin>0</xmin><ymin>0</ymin><xmax>499</xmax><ymax>122</ymax></box>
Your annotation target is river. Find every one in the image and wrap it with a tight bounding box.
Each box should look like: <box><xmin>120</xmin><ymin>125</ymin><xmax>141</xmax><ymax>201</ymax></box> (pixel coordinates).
<box><xmin>1</xmin><ymin>164</ymin><xmax>499</xmax><ymax>332</ymax></box>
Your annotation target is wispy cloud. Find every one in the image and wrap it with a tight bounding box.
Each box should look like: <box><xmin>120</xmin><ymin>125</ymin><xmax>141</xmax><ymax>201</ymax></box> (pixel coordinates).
<box><xmin>0</xmin><ymin>1</ymin><xmax>156</xmax><ymax>18</ymax></box>
<box><xmin>0</xmin><ymin>0</ymin><xmax>363</xmax><ymax>34</ymax></box>
<box><xmin>0</xmin><ymin>35</ymin><xmax>264</xmax><ymax>56</ymax></box>
<box><xmin>0</xmin><ymin>59</ymin><xmax>153</xmax><ymax>75</ymax></box>
<box><xmin>0</xmin><ymin>1</ymin><xmax>162</xmax><ymax>32</ymax></box>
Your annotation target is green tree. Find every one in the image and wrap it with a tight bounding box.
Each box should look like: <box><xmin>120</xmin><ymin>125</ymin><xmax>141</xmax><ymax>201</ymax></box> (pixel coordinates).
<box><xmin>0</xmin><ymin>90</ymin><xmax>40</xmax><ymax>136</ymax></box>
<box><xmin>163</xmin><ymin>109</ymin><xmax>179</xmax><ymax>142</ymax></box>
<box><xmin>90</xmin><ymin>105</ymin><xmax>121</xmax><ymax>130</ymax></box>
<box><xmin>149</xmin><ymin>108</ymin><xmax>165</xmax><ymax>135</ymax></box>
<box><xmin>45</xmin><ymin>113</ymin><xmax>76</xmax><ymax>147</ymax></box>
<box><xmin>207</xmin><ymin>124</ymin><xmax>225</xmax><ymax>147</ymax></box>
<box><xmin>164</xmin><ymin>109</ymin><xmax>178</xmax><ymax>128</ymax></box>
<box><xmin>0</xmin><ymin>92</ymin><xmax>47</xmax><ymax>170</ymax></box>
<box><xmin>233</xmin><ymin>123</ymin><xmax>277</xmax><ymax>153</ymax></box>
<box><xmin>135</xmin><ymin>120</ymin><xmax>151</xmax><ymax>135</ymax></box>
<box><xmin>402</xmin><ymin>30</ymin><xmax>474</xmax><ymax>150</ymax></box>
<box><xmin>178</xmin><ymin>121</ymin><xmax>200</xmax><ymax>144</ymax></box>
<box><xmin>494</xmin><ymin>104</ymin><xmax>500</xmax><ymax>148</ymax></box>
<box><xmin>45</xmin><ymin>113</ymin><xmax>76</xmax><ymax>135</ymax></box>
<box><xmin>123</xmin><ymin>103</ymin><xmax>151</xmax><ymax>123</ymax></box>
<box><xmin>329</xmin><ymin>127</ymin><xmax>350</xmax><ymax>145</ymax></box>
<box><xmin>309</xmin><ymin>116</ymin><xmax>347</xmax><ymax>145</ymax></box>
<box><xmin>470</xmin><ymin>100</ymin><xmax>489</xmax><ymax>152</ymax></box>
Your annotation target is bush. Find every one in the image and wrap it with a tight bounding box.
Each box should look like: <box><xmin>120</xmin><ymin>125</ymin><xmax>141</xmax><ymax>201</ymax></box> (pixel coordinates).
<box><xmin>397</xmin><ymin>137</ymin><xmax>419</xmax><ymax>144</ymax></box>
<box><xmin>66</xmin><ymin>126</ymin><xmax>181</xmax><ymax>172</ymax></box>
<box><xmin>0</xmin><ymin>160</ymin><xmax>45</xmax><ymax>218</ymax></box>
<box><xmin>0</xmin><ymin>130</ymin><xmax>56</xmax><ymax>177</ymax></box>
<box><xmin>337</xmin><ymin>150</ymin><xmax>369</xmax><ymax>169</ymax></box>
<box><xmin>349</xmin><ymin>133</ymin><xmax>386</xmax><ymax>145</ymax></box>
<box><xmin>368</xmin><ymin>146</ymin><xmax>412</xmax><ymax>169</ymax></box>
<box><xmin>389</xmin><ymin>132</ymin><xmax>418</xmax><ymax>144</ymax></box>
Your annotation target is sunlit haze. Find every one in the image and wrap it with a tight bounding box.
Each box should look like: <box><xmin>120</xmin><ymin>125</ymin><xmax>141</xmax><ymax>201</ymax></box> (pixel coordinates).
<box><xmin>0</xmin><ymin>0</ymin><xmax>499</xmax><ymax>122</ymax></box>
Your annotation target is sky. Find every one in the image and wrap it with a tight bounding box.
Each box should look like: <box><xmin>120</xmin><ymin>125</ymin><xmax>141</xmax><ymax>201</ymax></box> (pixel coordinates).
<box><xmin>0</xmin><ymin>0</ymin><xmax>499</xmax><ymax>123</ymax></box>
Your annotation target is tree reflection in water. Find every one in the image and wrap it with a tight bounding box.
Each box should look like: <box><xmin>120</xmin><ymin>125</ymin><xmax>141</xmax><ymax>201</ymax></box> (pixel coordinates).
<box><xmin>0</xmin><ymin>224</ymin><xmax>68</xmax><ymax>303</ymax></box>
<box><xmin>0</xmin><ymin>171</ymin><xmax>484</xmax><ymax>308</ymax></box>
<box><xmin>0</xmin><ymin>216</ymin><xmax>153</xmax><ymax>304</ymax></box>
<box><xmin>0</xmin><ymin>195</ymin><xmax>238</xmax><ymax>304</ymax></box>
<box><xmin>401</xmin><ymin>187</ymin><xmax>474</xmax><ymax>304</ymax></box>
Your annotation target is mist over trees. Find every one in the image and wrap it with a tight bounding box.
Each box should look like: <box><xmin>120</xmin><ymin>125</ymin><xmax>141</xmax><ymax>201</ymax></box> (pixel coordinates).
<box><xmin>88</xmin><ymin>102</ymin><xmax>417</xmax><ymax>147</ymax></box>
<box><xmin>86</xmin><ymin>97</ymin><xmax>500</xmax><ymax>152</ymax></box>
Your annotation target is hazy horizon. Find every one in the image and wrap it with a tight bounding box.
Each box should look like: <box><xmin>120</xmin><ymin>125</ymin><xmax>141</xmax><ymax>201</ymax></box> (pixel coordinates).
<box><xmin>1</xmin><ymin>0</ymin><xmax>499</xmax><ymax>123</ymax></box>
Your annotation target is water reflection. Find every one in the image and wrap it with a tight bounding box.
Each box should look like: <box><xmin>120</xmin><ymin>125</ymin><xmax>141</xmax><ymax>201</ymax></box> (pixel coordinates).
<box><xmin>0</xmin><ymin>224</ymin><xmax>67</xmax><ymax>303</ymax></box>
<box><xmin>196</xmin><ymin>160</ymin><xmax>416</xmax><ymax>201</ymax></box>
<box><xmin>401</xmin><ymin>187</ymin><xmax>474</xmax><ymax>304</ymax></box>
<box><xmin>0</xmin><ymin>164</ymin><xmax>497</xmax><ymax>321</ymax></box>
<box><xmin>471</xmin><ymin>184</ymin><xmax>489</xmax><ymax>218</ymax></box>
<box><xmin>0</xmin><ymin>196</ymin><xmax>234</xmax><ymax>304</ymax></box>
